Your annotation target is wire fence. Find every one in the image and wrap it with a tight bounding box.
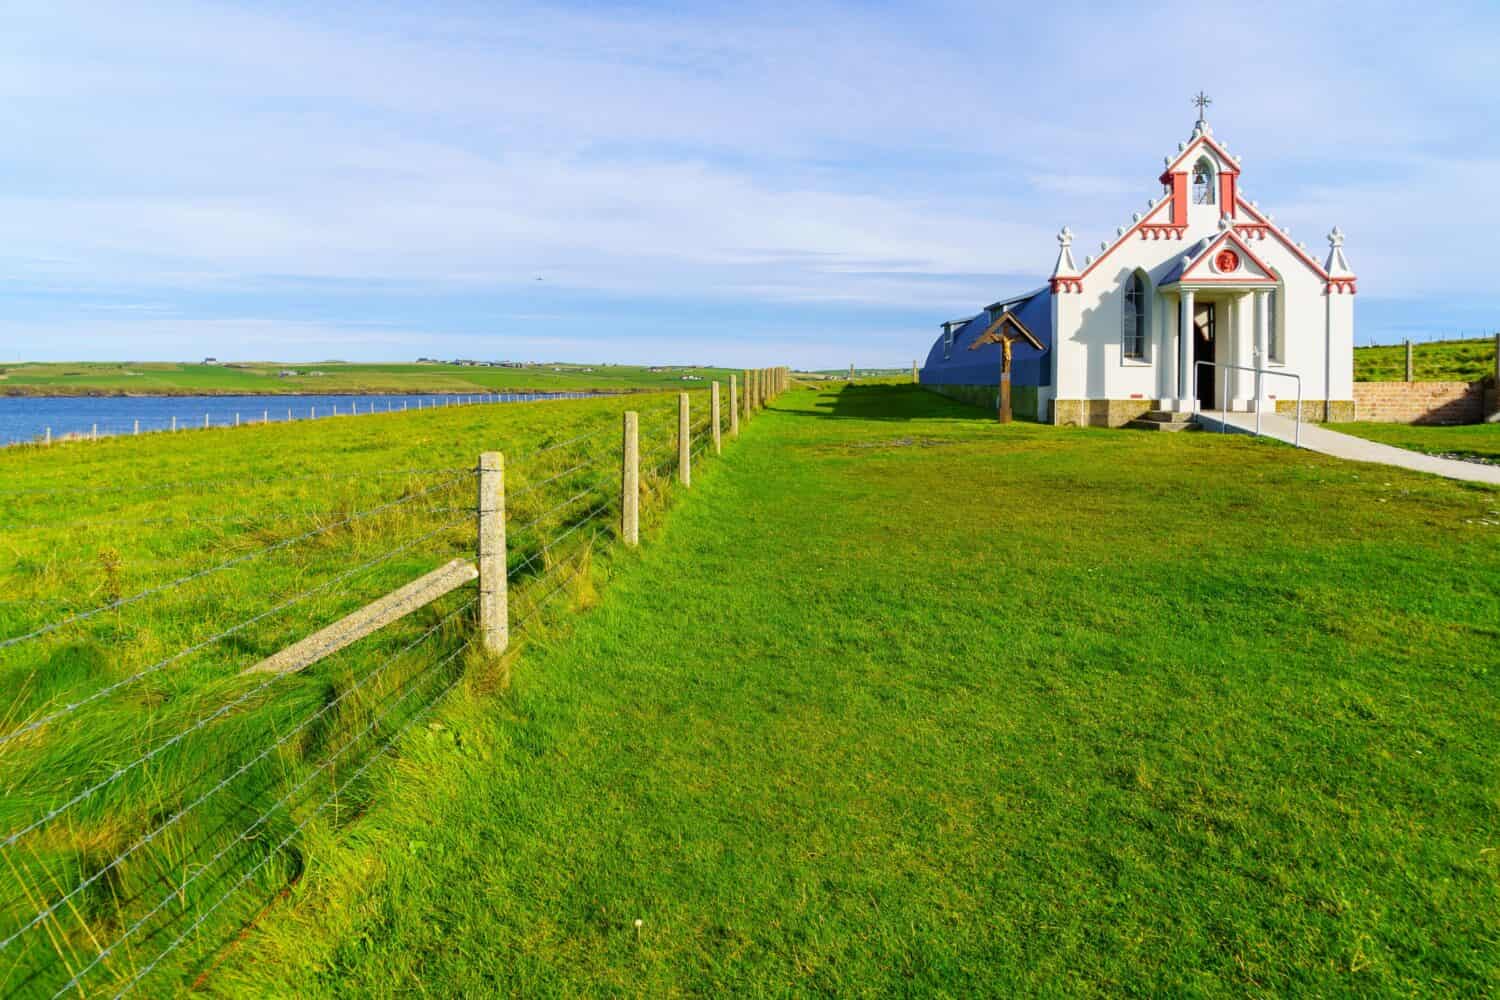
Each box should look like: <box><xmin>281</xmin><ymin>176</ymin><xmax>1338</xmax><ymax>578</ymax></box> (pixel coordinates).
<box><xmin>0</xmin><ymin>391</ymin><xmax>603</xmax><ymax>450</ymax></box>
<box><xmin>0</xmin><ymin>370</ymin><xmax>787</xmax><ymax>997</ymax></box>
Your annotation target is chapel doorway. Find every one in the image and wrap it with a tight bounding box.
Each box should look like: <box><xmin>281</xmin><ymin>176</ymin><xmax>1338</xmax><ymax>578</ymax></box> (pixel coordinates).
<box><xmin>1193</xmin><ymin>302</ymin><xmax>1217</xmax><ymax>408</ymax></box>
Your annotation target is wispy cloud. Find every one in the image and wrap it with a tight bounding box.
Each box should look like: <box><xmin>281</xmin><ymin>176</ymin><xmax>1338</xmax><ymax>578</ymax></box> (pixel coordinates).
<box><xmin>0</xmin><ymin>0</ymin><xmax>1492</xmax><ymax>363</ymax></box>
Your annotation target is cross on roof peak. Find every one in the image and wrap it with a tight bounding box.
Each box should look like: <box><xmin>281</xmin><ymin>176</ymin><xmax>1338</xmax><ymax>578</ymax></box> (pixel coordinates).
<box><xmin>1193</xmin><ymin>91</ymin><xmax>1212</xmax><ymax>116</ymax></box>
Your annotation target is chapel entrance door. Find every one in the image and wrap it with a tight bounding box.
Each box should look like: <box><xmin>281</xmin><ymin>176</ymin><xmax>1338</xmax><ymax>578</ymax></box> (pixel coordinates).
<box><xmin>1193</xmin><ymin>302</ymin><xmax>1217</xmax><ymax>408</ymax></box>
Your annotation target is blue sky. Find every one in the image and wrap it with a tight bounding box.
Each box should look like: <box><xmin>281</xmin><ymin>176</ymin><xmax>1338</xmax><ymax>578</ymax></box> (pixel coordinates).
<box><xmin>2</xmin><ymin>1</ymin><xmax>1496</xmax><ymax>367</ymax></box>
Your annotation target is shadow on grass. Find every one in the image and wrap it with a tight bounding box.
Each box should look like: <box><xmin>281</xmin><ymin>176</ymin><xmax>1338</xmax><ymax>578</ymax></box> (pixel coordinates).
<box><xmin>780</xmin><ymin>383</ymin><xmax>1000</xmax><ymax>423</ymax></box>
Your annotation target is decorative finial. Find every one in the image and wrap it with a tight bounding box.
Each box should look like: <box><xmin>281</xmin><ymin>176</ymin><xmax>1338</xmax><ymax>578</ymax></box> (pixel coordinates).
<box><xmin>1328</xmin><ymin>226</ymin><xmax>1345</xmax><ymax>248</ymax></box>
<box><xmin>1192</xmin><ymin>91</ymin><xmax>1213</xmax><ymax>136</ymax></box>
<box><xmin>1051</xmin><ymin>226</ymin><xmax>1078</xmax><ymax>278</ymax></box>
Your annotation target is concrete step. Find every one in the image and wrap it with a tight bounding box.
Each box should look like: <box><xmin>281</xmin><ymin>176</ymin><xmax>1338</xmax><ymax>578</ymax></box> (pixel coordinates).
<box><xmin>1137</xmin><ymin>410</ymin><xmax>1182</xmax><ymax>423</ymax></box>
<box><xmin>1125</xmin><ymin>416</ymin><xmax>1199</xmax><ymax>432</ymax></box>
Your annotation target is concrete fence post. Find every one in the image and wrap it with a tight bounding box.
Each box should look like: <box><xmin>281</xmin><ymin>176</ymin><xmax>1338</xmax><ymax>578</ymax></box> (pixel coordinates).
<box><xmin>729</xmin><ymin>374</ymin><xmax>739</xmax><ymax>437</ymax></box>
<box><xmin>91</xmin><ymin>423</ymin><xmax>98</xmax><ymax>441</ymax></box>
<box><xmin>287</xmin><ymin>408</ymin><xmax>292</xmax><ymax>422</ymax></box>
<box><xmin>477</xmin><ymin>451</ymin><xmax>509</xmax><ymax>654</ymax></box>
<box><xmin>711</xmin><ymin>381</ymin><xmax>722</xmax><ymax>455</ymax></box>
<box><xmin>849</xmin><ymin>363</ymin><xmax>855</xmax><ymax>381</ymax></box>
<box><xmin>912</xmin><ymin>360</ymin><xmax>919</xmax><ymax>384</ymax></box>
<box><xmin>204</xmin><ymin>413</ymin><xmax>210</xmax><ymax>429</ymax></box>
<box><xmin>132</xmin><ymin>420</ymin><xmax>139</xmax><ymax>436</ymax></box>
<box><xmin>622</xmin><ymin>411</ymin><xmax>639</xmax><ymax>547</ymax></box>
<box><xmin>171</xmin><ymin>416</ymin><xmax>177</xmax><ymax>432</ymax></box>
<box><xmin>44</xmin><ymin>427</ymin><xmax>51</xmax><ymax>446</ymax></box>
<box><xmin>678</xmin><ymin>392</ymin><xmax>691</xmax><ymax>486</ymax></box>
<box><xmin>235</xmin><ymin>412</ymin><xmax>241</xmax><ymax>427</ymax></box>
<box><xmin>311</xmin><ymin>406</ymin><xmax>316</xmax><ymax>419</ymax></box>
<box><xmin>1405</xmin><ymin>339</ymin><xmax>1414</xmax><ymax>382</ymax></box>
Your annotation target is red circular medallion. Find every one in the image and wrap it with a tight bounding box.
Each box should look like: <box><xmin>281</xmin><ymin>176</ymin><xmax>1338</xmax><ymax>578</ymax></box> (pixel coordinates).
<box><xmin>1215</xmin><ymin>249</ymin><xmax>1240</xmax><ymax>272</ymax></box>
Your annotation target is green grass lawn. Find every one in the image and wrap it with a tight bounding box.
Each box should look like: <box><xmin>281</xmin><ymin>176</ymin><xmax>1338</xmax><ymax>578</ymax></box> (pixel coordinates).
<box><xmin>1355</xmin><ymin>337</ymin><xmax>1498</xmax><ymax>383</ymax></box>
<box><xmin>206</xmin><ymin>384</ymin><xmax>1497</xmax><ymax>996</ymax></box>
<box><xmin>1334</xmin><ymin>422</ymin><xmax>1500</xmax><ymax>464</ymax></box>
<box><xmin>0</xmin><ymin>360</ymin><xmax>739</xmax><ymax>396</ymax></box>
<box><xmin>0</xmin><ymin>386</ymin><xmax>735</xmax><ymax>997</ymax></box>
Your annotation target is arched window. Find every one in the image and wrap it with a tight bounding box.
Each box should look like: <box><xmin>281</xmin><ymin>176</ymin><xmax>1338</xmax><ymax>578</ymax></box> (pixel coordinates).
<box><xmin>1122</xmin><ymin>273</ymin><xmax>1146</xmax><ymax>359</ymax></box>
<box><xmin>1192</xmin><ymin>158</ymin><xmax>1215</xmax><ymax>205</ymax></box>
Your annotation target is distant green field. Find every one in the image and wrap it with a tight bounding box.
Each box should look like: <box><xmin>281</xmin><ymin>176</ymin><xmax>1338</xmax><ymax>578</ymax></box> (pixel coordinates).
<box><xmin>0</xmin><ymin>361</ymin><xmax>740</xmax><ymax>396</ymax></box>
<box><xmin>1354</xmin><ymin>336</ymin><xmax>1497</xmax><ymax>383</ymax></box>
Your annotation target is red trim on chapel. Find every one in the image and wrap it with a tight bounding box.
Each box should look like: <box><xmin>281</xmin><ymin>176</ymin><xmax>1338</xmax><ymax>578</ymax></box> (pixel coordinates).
<box><xmin>1178</xmin><ymin>229</ymin><xmax>1280</xmax><ymax>284</ymax></box>
<box><xmin>1158</xmin><ymin>134</ymin><xmax>1241</xmax><ymax>183</ymax></box>
<box><xmin>1234</xmin><ymin>198</ymin><xmax>1332</xmax><ymax>280</ymax></box>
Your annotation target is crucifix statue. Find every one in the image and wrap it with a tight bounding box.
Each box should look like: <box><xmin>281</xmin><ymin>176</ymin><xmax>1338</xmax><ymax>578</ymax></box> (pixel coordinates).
<box><xmin>968</xmin><ymin>311</ymin><xmax>1044</xmax><ymax>423</ymax></box>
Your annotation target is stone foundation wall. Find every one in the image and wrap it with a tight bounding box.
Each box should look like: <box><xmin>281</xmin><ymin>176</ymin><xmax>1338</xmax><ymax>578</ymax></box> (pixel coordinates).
<box><xmin>923</xmin><ymin>383</ymin><xmax>1039</xmax><ymax>421</ymax></box>
<box><xmin>1350</xmin><ymin>381</ymin><xmax>1488</xmax><ymax>424</ymax></box>
<box><xmin>1272</xmin><ymin>399</ymin><xmax>1357</xmax><ymax>423</ymax></box>
<box><xmin>1049</xmin><ymin>399</ymin><xmax>1156</xmax><ymax>428</ymax></box>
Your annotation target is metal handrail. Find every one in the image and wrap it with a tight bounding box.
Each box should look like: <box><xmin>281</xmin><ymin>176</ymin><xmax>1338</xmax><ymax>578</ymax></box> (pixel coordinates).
<box><xmin>1192</xmin><ymin>360</ymin><xmax>1302</xmax><ymax>447</ymax></box>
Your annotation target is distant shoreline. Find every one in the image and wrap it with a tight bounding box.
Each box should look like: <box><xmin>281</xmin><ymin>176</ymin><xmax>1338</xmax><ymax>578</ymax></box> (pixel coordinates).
<box><xmin>0</xmin><ymin>386</ymin><xmax>644</xmax><ymax>399</ymax></box>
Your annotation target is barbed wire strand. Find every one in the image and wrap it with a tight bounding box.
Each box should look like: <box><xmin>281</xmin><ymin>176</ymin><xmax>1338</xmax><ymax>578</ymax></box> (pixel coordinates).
<box><xmin>0</xmin><ymin>499</ymin><xmax>474</xmax><ymax>538</ymax></box>
<box><xmin>0</xmin><ymin>597</ymin><xmax>475</xmax><ymax>954</ymax></box>
<box><xmin>0</xmin><ymin>474</ymin><xmax>470</xmax><ymax>652</ymax></box>
<box><xmin>55</xmin><ymin>641</ymin><xmax>470</xmax><ymax>1000</ymax></box>
<box><xmin>506</xmin><ymin>499</ymin><xmax>614</xmax><ymax>582</ymax></box>
<box><xmin>0</xmin><ymin>531</ymin><xmax>473</xmax><ymax>851</ymax></box>
<box><xmin>0</xmin><ymin>464</ymin><xmax>477</xmax><ymax>504</ymax></box>
<box><xmin>0</xmin><ymin>514</ymin><xmax>470</xmax><ymax>753</ymax></box>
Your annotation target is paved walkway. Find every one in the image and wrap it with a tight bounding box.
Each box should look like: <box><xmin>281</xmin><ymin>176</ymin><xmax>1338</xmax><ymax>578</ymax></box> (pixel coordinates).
<box><xmin>1194</xmin><ymin>410</ymin><xmax>1500</xmax><ymax>485</ymax></box>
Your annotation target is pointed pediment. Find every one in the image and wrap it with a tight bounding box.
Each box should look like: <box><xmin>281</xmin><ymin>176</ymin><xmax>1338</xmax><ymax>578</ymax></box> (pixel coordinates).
<box><xmin>1178</xmin><ymin>230</ymin><xmax>1278</xmax><ymax>284</ymax></box>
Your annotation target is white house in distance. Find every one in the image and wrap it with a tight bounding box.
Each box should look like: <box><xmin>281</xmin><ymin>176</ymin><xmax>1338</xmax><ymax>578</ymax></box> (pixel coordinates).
<box><xmin>920</xmin><ymin>97</ymin><xmax>1357</xmax><ymax>426</ymax></box>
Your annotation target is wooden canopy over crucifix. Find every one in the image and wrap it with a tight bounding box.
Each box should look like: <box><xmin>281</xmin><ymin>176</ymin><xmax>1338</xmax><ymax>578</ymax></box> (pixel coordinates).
<box><xmin>968</xmin><ymin>311</ymin><xmax>1043</xmax><ymax>423</ymax></box>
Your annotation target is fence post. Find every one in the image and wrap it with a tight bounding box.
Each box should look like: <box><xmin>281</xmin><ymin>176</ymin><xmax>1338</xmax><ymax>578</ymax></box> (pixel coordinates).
<box><xmin>729</xmin><ymin>374</ymin><xmax>740</xmax><ymax>437</ymax></box>
<box><xmin>1405</xmin><ymin>339</ymin><xmax>1414</xmax><ymax>382</ymax></box>
<box><xmin>171</xmin><ymin>416</ymin><xmax>177</xmax><ymax>432</ymax></box>
<box><xmin>235</xmin><ymin>412</ymin><xmax>241</xmax><ymax>427</ymax></box>
<box><xmin>132</xmin><ymin>419</ymin><xmax>139</xmax><ymax>436</ymax></box>
<box><xmin>622</xmin><ymin>411</ymin><xmax>639</xmax><ymax>547</ymax></box>
<box><xmin>912</xmin><ymin>360</ymin><xmax>919</xmax><ymax>384</ymax></box>
<box><xmin>477</xmin><ymin>451</ymin><xmax>508</xmax><ymax>654</ymax></box>
<box><xmin>677</xmin><ymin>392</ymin><xmax>691</xmax><ymax>486</ymax></box>
<box><xmin>711</xmin><ymin>381</ymin><xmax>722</xmax><ymax>455</ymax></box>
<box><xmin>849</xmin><ymin>363</ymin><xmax>855</xmax><ymax>381</ymax></box>
<box><xmin>91</xmin><ymin>423</ymin><xmax>98</xmax><ymax>441</ymax></box>
<box><xmin>44</xmin><ymin>426</ymin><xmax>51</xmax><ymax>446</ymax></box>
<box><xmin>204</xmin><ymin>413</ymin><xmax>210</xmax><ymax>429</ymax></box>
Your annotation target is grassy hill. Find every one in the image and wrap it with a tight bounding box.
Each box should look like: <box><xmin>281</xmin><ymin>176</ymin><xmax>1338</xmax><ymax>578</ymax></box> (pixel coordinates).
<box><xmin>210</xmin><ymin>385</ymin><xmax>1496</xmax><ymax>996</ymax></box>
<box><xmin>1354</xmin><ymin>336</ymin><xmax>1497</xmax><ymax>382</ymax></box>
<box><xmin>0</xmin><ymin>387</ymin><xmax>732</xmax><ymax>996</ymax></box>
<box><xmin>0</xmin><ymin>361</ymin><xmax>739</xmax><ymax>396</ymax></box>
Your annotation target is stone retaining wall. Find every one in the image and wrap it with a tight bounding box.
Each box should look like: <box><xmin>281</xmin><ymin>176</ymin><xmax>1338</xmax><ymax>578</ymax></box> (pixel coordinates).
<box><xmin>1351</xmin><ymin>381</ymin><xmax>1488</xmax><ymax>424</ymax></box>
<box><xmin>1049</xmin><ymin>399</ymin><xmax>1156</xmax><ymax>428</ymax></box>
<box><xmin>1272</xmin><ymin>400</ymin><xmax>1357</xmax><ymax>423</ymax></box>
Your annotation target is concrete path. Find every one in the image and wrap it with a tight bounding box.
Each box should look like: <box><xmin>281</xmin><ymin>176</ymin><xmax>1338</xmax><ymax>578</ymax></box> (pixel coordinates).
<box><xmin>1193</xmin><ymin>410</ymin><xmax>1500</xmax><ymax>485</ymax></box>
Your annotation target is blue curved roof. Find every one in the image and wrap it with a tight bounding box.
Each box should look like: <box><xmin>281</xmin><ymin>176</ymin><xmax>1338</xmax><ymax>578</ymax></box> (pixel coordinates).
<box><xmin>919</xmin><ymin>287</ymin><xmax>1053</xmax><ymax>387</ymax></box>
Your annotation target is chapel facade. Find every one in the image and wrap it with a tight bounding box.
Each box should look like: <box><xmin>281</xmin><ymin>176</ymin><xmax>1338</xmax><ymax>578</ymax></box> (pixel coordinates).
<box><xmin>919</xmin><ymin>102</ymin><xmax>1357</xmax><ymax>425</ymax></box>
